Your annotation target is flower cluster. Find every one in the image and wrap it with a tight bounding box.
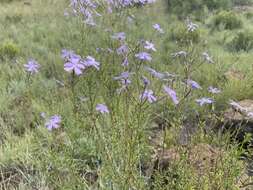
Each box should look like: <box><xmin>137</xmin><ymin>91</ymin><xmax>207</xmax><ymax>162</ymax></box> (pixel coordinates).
<box><xmin>107</xmin><ymin>0</ymin><xmax>156</xmax><ymax>10</ymax></box>
<box><xmin>70</xmin><ymin>0</ymin><xmax>100</xmax><ymax>26</ymax></box>
<box><xmin>196</xmin><ymin>97</ymin><xmax>214</xmax><ymax>106</ymax></box>
<box><xmin>135</xmin><ymin>52</ymin><xmax>152</xmax><ymax>62</ymax></box>
<box><xmin>62</xmin><ymin>49</ymin><xmax>100</xmax><ymax>76</ymax></box>
<box><xmin>69</xmin><ymin>0</ymin><xmax>156</xmax><ymax>25</ymax></box>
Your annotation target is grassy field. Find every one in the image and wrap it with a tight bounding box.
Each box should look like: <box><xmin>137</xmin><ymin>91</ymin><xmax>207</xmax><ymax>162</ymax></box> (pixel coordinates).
<box><xmin>1</xmin><ymin>0</ymin><xmax>253</xmax><ymax>189</ymax></box>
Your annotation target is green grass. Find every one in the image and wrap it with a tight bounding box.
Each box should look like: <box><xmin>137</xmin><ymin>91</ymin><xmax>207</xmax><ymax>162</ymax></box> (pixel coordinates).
<box><xmin>0</xmin><ymin>0</ymin><xmax>252</xmax><ymax>189</ymax></box>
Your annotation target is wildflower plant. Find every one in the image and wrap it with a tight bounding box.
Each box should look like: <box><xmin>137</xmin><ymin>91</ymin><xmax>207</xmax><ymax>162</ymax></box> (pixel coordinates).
<box><xmin>38</xmin><ymin>4</ymin><xmax>225</xmax><ymax>189</ymax></box>
<box><xmin>45</xmin><ymin>115</ymin><xmax>62</xmax><ymax>131</ymax></box>
<box><xmin>24</xmin><ymin>59</ymin><xmax>40</xmax><ymax>83</ymax></box>
<box><xmin>0</xmin><ymin>0</ymin><xmax>246</xmax><ymax>189</ymax></box>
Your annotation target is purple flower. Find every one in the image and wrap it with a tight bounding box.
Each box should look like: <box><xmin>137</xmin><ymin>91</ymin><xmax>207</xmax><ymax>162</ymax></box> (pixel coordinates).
<box><xmin>144</xmin><ymin>41</ymin><xmax>156</xmax><ymax>52</ymax></box>
<box><xmin>114</xmin><ymin>71</ymin><xmax>133</xmax><ymax>93</ymax></box>
<box><xmin>96</xmin><ymin>47</ymin><xmax>103</xmax><ymax>53</ymax></box>
<box><xmin>146</xmin><ymin>0</ymin><xmax>156</xmax><ymax>3</ymax></box>
<box><xmin>64</xmin><ymin>54</ymin><xmax>85</xmax><ymax>75</ymax></box>
<box><xmin>196</xmin><ymin>97</ymin><xmax>214</xmax><ymax>106</ymax></box>
<box><xmin>61</xmin><ymin>49</ymin><xmax>75</xmax><ymax>59</ymax></box>
<box><xmin>45</xmin><ymin>115</ymin><xmax>61</xmax><ymax>131</ymax></box>
<box><xmin>116</xmin><ymin>44</ymin><xmax>129</xmax><ymax>55</ymax></box>
<box><xmin>82</xmin><ymin>56</ymin><xmax>100</xmax><ymax>70</ymax></box>
<box><xmin>208</xmin><ymin>86</ymin><xmax>221</xmax><ymax>94</ymax></box>
<box><xmin>70</xmin><ymin>0</ymin><xmax>99</xmax><ymax>26</ymax></box>
<box><xmin>118</xmin><ymin>0</ymin><xmax>132</xmax><ymax>7</ymax></box>
<box><xmin>114</xmin><ymin>71</ymin><xmax>132</xmax><ymax>85</ymax></box>
<box><xmin>187</xmin><ymin>79</ymin><xmax>202</xmax><ymax>89</ymax></box>
<box><xmin>122</xmin><ymin>57</ymin><xmax>129</xmax><ymax>66</ymax></box>
<box><xmin>248</xmin><ymin>112</ymin><xmax>253</xmax><ymax>118</ymax></box>
<box><xmin>108</xmin><ymin>0</ymin><xmax>155</xmax><ymax>8</ymax></box>
<box><xmin>153</xmin><ymin>24</ymin><xmax>164</xmax><ymax>33</ymax></box>
<box><xmin>96</xmin><ymin>104</ymin><xmax>109</xmax><ymax>114</ymax></box>
<box><xmin>142</xmin><ymin>76</ymin><xmax>150</xmax><ymax>86</ymax></box>
<box><xmin>140</xmin><ymin>89</ymin><xmax>157</xmax><ymax>103</ymax></box>
<box><xmin>135</xmin><ymin>52</ymin><xmax>152</xmax><ymax>61</ymax></box>
<box><xmin>113</xmin><ymin>71</ymin><xmax>131</xmax><ymax>80</ymax></box>
<box><xmin>111</xmin><ymin>32</ymin><xmax>126</xmax><ymax>41</ymax></box>
<box><xmin>145</xmin><ymin>67</ymin><xmax>165</xmax><ymax>79</ymax></box>
<box><xmin>24</xmin><ymin>59</ymin><xmax>40</xmax><ymax>74</ymax></box>
<box><xmin>163</xmin><ymin>86</ymin><xmax>179</xmax><ymax>105</ymax></box>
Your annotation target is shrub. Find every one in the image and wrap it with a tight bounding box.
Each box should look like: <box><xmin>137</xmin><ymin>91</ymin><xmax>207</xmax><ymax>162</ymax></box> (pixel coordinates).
<box><xmin>167</xmin><ymin>0</ymin><xmax>252</xmax><ymax>19</ymax></box>
<box><xmin>5</xmin><ymin>14</ymin><xmax>23</xmax><ymax>23</ymax></box>
<box><xmin>170</xmin><ymin>23</ymin><xmax>201</xmax><ymax>45</ymax></box>
<box><xmin>203</xmin><ymin>0</ymin><xmax>231</xmax><ymax>10</ymax></box>
<box><xmin>212</xmin><ymin>11</ymin><xmax>242</xmax><ymax>30</ymax></box>
<box><xmin>228</xmin><ymin>30</ymin><xmax>253</xmax><ymax>51</ymax></box>
<box><xmin>232</xmin><ymin>0</ymin><xmax>253</xmax><ymax>5</ymax></box>
<box><xmin>0</xmin><ymin>42</ymin><xmax>20</xmax><ymax>60</ymax></box>
<box><xmin>167</xmin><ymin>0</ymin><xmax>232</xmax><ymax>18</ymax></box>
<box><xmin>244</xmin><ymin>11</ymin><xmax>253</xmax><ymax>19</ymax></box>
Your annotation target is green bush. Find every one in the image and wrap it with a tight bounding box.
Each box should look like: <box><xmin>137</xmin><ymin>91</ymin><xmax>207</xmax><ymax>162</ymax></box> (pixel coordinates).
<box><xmin>167</xmin><ymin>0</ymin><xmax>252</xmax><ymax>18</ymax></box>
<box><xmin>170</xmin><ymin>23</ymin><xmax>201</xmax><ymax>45</ymax></box>
<box><xmin>167</xmin><ymin>0</ymin><xmax>232</xmax><ymax>17</ymax></box>
<box><xmin>0</xmin><ymin>42</ymin><xmax>20</xmax><ymax>60</ymax></box>
<box><xmin>228</xmin><ymin>30</ymin><xmax>253</xmax><ymax>52</ymax></box>
<box><xmin>244</xmin><ymin>11</ymin><xmax>253</xmax><ymax>19</ymax></box>
<box><xmin>5</xmin><ymin>14</ymin><xmax>23</xmax><ymax>23</ymax></box>
<box><xmin>203</xmin><ymin>0</ymin><xmax>231</xmax><ymax>10</ymax></box>
<box><xmin>232</xmin><ymin>0</ymin><xmax>253</xmax><ymax>5</ymax></box>
<box><xmin>212</xmin><ymin>11</ymin><xmax>242</xmax><ymax>30</ymax></box>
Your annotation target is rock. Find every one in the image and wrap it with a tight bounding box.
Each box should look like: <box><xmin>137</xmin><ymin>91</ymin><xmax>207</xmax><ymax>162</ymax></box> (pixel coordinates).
<box><xmin>234</xmin><ymin>5</ymin><xmax>253</xmax><ymax>13</ymax></box>
<box><xmin>145</xmin><ymin>119</ymin><xmax>199</xmax><ymax>177</ymax></box>
<box><xmin>236</xmin><ymin>171</ymin><xmax>253</xmax><ymax>190</ymax></box>
<box><xmin>188</xmin><ymin>143</ymin><xmax>223</xmax><ymax>175</ymax></box>
<box><xmin>154</xmin><ymin>144</ymin><xmax>222</xmax><ymax>173</ymax></box>
<box><xmin>224</xmin><ymin>100</ymin><xmax>253</xmax><ymax>123</ymax></box>
<box><xmin>149</xmin><ymin>143</ymin><xmax>252</xmax><ymax>189</ymax></box>
<box><xmin>225</xmin><ymin>69</ymin><xmax>245</xmax><ymax>81</ymax></box>
<box><xmin>224</xmin><ymin>100</ymin><xmax>253</xmax><ymax>142</ymax></box>
<box><xmin>154</xmin><ymin>147</ymin><xmax>181</xmax><ymax>170</ymax></box>
<box><xmin>223</xmin><ymin>100</ymin><xmax>253</xmax><ymax>188</ymax></box>
<box><xmin>145</xmin><ymin>142</ymin><xmax>223</xmax><ymax>177</ymax></box>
